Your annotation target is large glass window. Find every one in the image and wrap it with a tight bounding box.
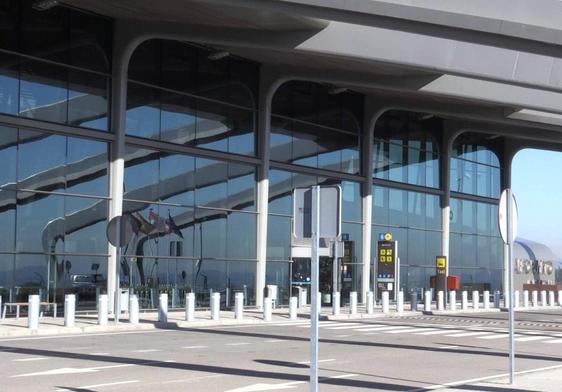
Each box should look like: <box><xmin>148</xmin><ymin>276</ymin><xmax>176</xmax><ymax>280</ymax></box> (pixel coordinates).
<box><xmin>126</xmin><ymin>39</ymin><xmax>258</xmax><ymax>156</ymax></box>
<box><xmin>122</xmin><ymin>145</ymin><xmax>258</xmax><ymax>306</ymax></box>
<box><xmin>373</xmin><ymin>110</ymin><xmax>440</xmax><ymax>188</ymax></box>
<box><xmin>270</xmin><ymin>81</ymin><xmax>363</xmax><ymax>175</ymax></box>
<box><xmin>0</xmin><ymin>1</ymin><xmax>111</xmax><ymax>130</ymax></box>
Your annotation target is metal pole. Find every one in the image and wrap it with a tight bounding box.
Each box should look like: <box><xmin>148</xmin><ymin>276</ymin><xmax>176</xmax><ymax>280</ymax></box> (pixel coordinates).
<box><xmin>114</xmin><ymin>242</ymin><xmax>121</xmax><ymax>324</ymax></box>
<box><xmin>507</xmin><ymin>188</ymin><xmax>515</xmax><ymax>384</ymax></box>
<box><xmin>310</xmin><ymin>186</ymin><xmax>320</xmax><ymax>392</ymax></box>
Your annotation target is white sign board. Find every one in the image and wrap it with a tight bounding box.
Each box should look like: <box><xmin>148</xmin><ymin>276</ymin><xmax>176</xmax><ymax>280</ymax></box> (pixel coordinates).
<box><xmin>293</xmin><ymin>186</ymin><xmax>341</xmax><ymax>240</ymax></box>
<box><xmin>498</xmin><ymin>189</ymin><xmax>518</xmax><ymax>244</ymax></box>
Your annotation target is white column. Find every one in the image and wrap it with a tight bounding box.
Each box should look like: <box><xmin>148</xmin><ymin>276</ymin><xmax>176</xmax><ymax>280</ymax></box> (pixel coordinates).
<box><xmin>558</xmin><ymin>290</ymin><xmax>562</xmax><ymax>306</ymax></box>
<box><xmin>532</xmin><ymin>290</ymin><xmax>538</xmax><ymax>307</ymax></box>
<box><xmin>263</xmin><ymin>297</ymin><xmax>272</xmax><ymax>321</ymax></box>
<box><xmin>366</xmin><ymin>292</ymin><xmax>374</xmax><ymax>314</ymax></box>
<box><xmin>382</xmin><ymin>291</ymin><xmax>389</xmax><ymax>314</ymax></box>
<box><xmin>424</xmin><ymin>290</ymin><xmax>432</xmax><ymax>312</ymax></box>
<box><xmin>289</xmin><ymin>297</ymin><xmax>298</xmax><ymax>320</ymax></box>
<box><xmin>441</xmin><ymin>206</ymin><xmax>450</xmax><ymax>275</ymax></box>
<box><xmin>472</xmin><ymin>290</ymin><xmax>480</xmax><ymax>310</ymax></box>
<box><xmin>449</xmin><ymin>291</ymin><xmax>456</xmax><ymax>311</ymax></box>
<box><xmin>28</xmin><ymin>295</ymin><xmax>40</xmax><ymax>330</ymax></box>
<box><xmin>437</xmin><ymin>291</ymin><xmax>444</xmax><ymax>311</ymax></box>
<box><xmin>461</xmin><ymin>291</ymin><xmax>468</xmax><ymax>310</ymax></box>
<box><xmin>549</xmin><ymin>291</ymin><xmax>555</xmax><ymax>307</ymax></box>
<box><xmin>483</xmin><ymin>291</ymin><xmax>490</xmax><ymax>310</ymax></box>
<box><xmin>211</xmin><ymin>293</ymin><xmax>220</xmax><ymax>321</ymax></box>
<box><xmin>158</xmin><ymin>293</ymin><xmax>168</xmax><ymax>323</ymax></box>
<box><xmin>185</xmin><ymin>292</ymin><xmax>195</xmax><ymax>321</ymax></box>
<box><xmin>64</xmin><ymin>294</ymin><xmax>75</xmax><ymax>327</ymax></box>
<box><xmin>522</xmin><ymin>290</ymin><xmax>529</xmax><ymax>308</ymax></box>
<box><xmin>332</xmin><ymin>292</ymin><xmax>340</xmax><ymax>315</ymax></box>
<box><xmin>234</xmin><ymin>292</ymin><xmax>244</xmax><ymax>320</ymax></box>
<box><xmin>129</xmin><ymin>295</ymin><xmax>139</xmax><ymax>324</ymax></box>
<box><xmin>541</xmin><ymin>290</ymin><xmax>547</xmax><ymax>307</ymax></box>
<box><xmin>98</xmin><ymin>294</ymin><xmax>108</xmax><ymax>326</ymax></box>
<box><xmin>350</xmin><ymin>292</ymin><xmax>358</xmax><ymax>315</ymax></box>
<box><xmin>397</xmin><ymin>291</ymin><xmax>404</xmax><ymax>313</ymax></box>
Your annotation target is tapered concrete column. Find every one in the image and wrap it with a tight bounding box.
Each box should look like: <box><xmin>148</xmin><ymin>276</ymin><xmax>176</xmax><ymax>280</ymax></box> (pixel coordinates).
<box><xmin>255</xmin><ymin>72</ymin><xmax>283</xmax><ymax>309</ymax></box>
<box><xmin>440</xmin><ymin>130</ymin><xmax>455</xmax><ymax>279</ymax></box>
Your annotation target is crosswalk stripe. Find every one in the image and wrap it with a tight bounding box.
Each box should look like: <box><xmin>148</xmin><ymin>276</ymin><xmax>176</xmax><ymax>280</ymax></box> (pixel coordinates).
<box><xmin>351</xmin><ymin>326</ymin><xmax>410</xmax><ymax>332</ymax></box>
<box><xmin>446</xmin><ymin>332</ymin><xmax>491</xmax><ymax>338</ymax></box>
<box><xmin>324</xmin><ymin>323</ymin><xmax>364</xmax><ymax>330</ymax></box>
<box><xmin>478</xmin><ymin>334</ymin><xmax>519</xmax><ymax>340</ymax></box>
<box><xmin>415</xmin><ymin>329</ymin><xmax>463</xmax><ymax>335</ymax></box>
<box><xmin>350</xmin><ymin>325</ymin><xmax>399</xmax><ymax>331</ymax></box>
<box><xmin>516</xmin><ymin>336</ymin><xmax>549</xmax><ymax>342</ymax></box>
<box><xmin>384</xmin><ymin>328</ymin><xmax>425</xmax><ymax>334</ymax></box>
<box><xmin>542</xmin><ymin>339</ymin><xmax>562</xmax><ymax>344</ymax></box>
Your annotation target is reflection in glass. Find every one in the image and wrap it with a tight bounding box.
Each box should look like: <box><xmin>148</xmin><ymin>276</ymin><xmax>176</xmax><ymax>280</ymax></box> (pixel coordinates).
<box><xmin>0</xmin><ymin>53</ymin><xmax>19</xmax><ymax>115</ymax></box>
<box><xmin>68</xmin><ymin>70</ymin><xmax>108</xmax><ymax>130</ymax></box>
<box><xmin>126</xmin><ymin>82</ymin><xmax>161</xmax><ymax>139</ymax></box>
<box><xmin>0</xmin><ymin>190</ymin><xmax>16</xmax><ymax>252</ymax></box>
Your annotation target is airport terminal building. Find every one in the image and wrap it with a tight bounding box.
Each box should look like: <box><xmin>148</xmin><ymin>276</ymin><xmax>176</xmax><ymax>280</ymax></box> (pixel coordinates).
<box><xmin>2</xmin><ymin>0</ymin><xmax>562</xmax><ymax>310</ymax></box>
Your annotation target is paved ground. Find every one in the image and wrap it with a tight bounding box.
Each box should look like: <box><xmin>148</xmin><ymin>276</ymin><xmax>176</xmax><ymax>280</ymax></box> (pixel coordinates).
<box><xmin>1</xmin><ymin>308</ymin><xmax>562</xmax><ymax>391</ymax></box>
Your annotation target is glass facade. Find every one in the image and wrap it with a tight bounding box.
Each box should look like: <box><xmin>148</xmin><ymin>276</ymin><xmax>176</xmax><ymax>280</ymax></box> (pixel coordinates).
<box><xmin>0</xmin><ymin>1</ymin><xmax>111</xmax><ymax>130</ymax></box>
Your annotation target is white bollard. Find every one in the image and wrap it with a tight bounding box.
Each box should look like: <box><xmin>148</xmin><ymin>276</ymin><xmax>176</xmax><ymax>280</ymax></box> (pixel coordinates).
<box><xmin>298</xmin><ymin>288</ymin><xmax>307</xmax><ymax>308</ymax></box>
<box><xmin>98</xmin><ymin>294</ymin><xmax>108</xmax><ymax>325</ymax></box>
<box><xmin>437</xmin><ymin>291</ymin><xmax>444</xmax><ymax>311</ymax></box>
<box><xmin>289</xmin><ymin>297</ymin><xmax>298</xmax><ymax>320</ymax></box>
<box><xmin>461</xmin><ymin>291</ymin><xmax>468</xmax><ymax>310</ymax></box>
<box><xmin>558</xmin><ymin>290</ymin><xmax>562</xmax><ymax>306</ymax></box>
<box><xmin>549</xmin><ymin>291</ymin><xmax>555</xmax><ymax>307</ymax></box>
<box><xmin>64</xmin><ymin>294</ymin><xmax>76</xmax><ymax>327</ymax></box>
<box><xmin>332</xmin><ymin>292</ymin><xmax>340</xmax><ymax>315</ymax></box>
<box><xmin>158</xmin><ymin>293</ymin><xmax>168</xmax><ymax>323</ymax></box>
<box><xmin>129</xmin><ymin>295</ymin><xmax>139</xmax><ymax>324</ymax></box>
<box><xmin>28</xmin><ymin>295</ymin><xmax>40</xmax><ymax>330</ymax></box>
<box><xmin>449</xmin><ymin>291</ymin><xmax>457</xmax><ymax>311</ymax></box>
<box><xmin>483</xmin><ymin>291</ymin><xmax>490</xmax><ymax>310</ymax></box>
<box><xmin>211</xmin><ymin>293</ymin><xmax>220</xmax><ymax>321</ymax></box>
<box><xmin>185</xmin><ymin>292</ymin><xmax>195</xmax><ymax>321</ymax></box>
<box><xmin>397</xmin><ymin>291</ymin><xmax>404</xmax><ymax>313</ymax></box>
<box><xmin>263</xmin><ymin>297</ymin><xmax>272</xmax><ymax>321</ymax></box>
<box><xmin>493</xmin><ymin>291</ymin><xmax>501</xmax><ymax>308</ymax></box>
<box><xmin>382</xmin><ymin>291</ymin><xmax>390</xmax><ymax>314</ymax></box>
<box><xmin>411</xmin><ymin>291</ymin><xmax>418</xmax><ymax>311</ymax></box>
<box><xmin>424</xmin><ymin>290</ymin><xmax>432</xmax><ymax>312</ymax></box>
<box><xmin>513</xmin><ymin>290</ymin><xmax>520</xmax><ymax>309</ymax></box>
<box><xmin>532</xmin><ymin>290</ymin><xmax>538</xmax><ymax>307</ymax></box>
<box><xmin>234</xmin><ymin>292</ymin><xmax>244</xmax><ymax>320</ymax></box>
<box><xmin>350</xmin><ymin>292</ymin><xmax>358</xmax><ymax>315</ymax></box>
<box><xmin>523</xmin><ymin>290</ymin><xmax>529</xmax><ymax>308</ymax></box>
<box><xmin>366</xmin><ymin>292</ymin><xmax>374</xmax><ymax>315</ymax></box>
<box><xmin>541</xmin><ymin>290</ymin><xmax>547</xmax><ymax>307</ymax></box>
<box><xmin>317</xmin><ymin>294</ymin><xmax>322</xmax><ymax>316</ymax></box>
<box><xmin>472</xmin><ymin>291</ymin><xmax>479</xmax><ymax>310</ymax></box>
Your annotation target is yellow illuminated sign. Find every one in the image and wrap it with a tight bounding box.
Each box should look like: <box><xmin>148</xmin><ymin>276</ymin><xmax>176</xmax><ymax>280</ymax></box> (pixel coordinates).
<box><xmin>436</xmin><ymin>257</ymin><xmax>446</xmax><ymax>269</ymax></box>
<box><xmin>384</xmin><ymin>232</ymin><xmax>392</xmax><ymax>241</ymax></box>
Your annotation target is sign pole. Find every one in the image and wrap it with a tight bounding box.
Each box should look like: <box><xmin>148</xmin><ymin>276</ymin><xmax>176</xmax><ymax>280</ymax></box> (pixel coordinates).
<box><xmin>310</xmin><ymin>185</ymin><xmax>320</xmax><ymax>392</ymax></box>
<box><xmin>507</xmin><ymin>188</ymin><xmax>515</xmax><ymax>384</ymax></box>
<box><xmin>114</xmin><ymin>218</ymin><xmax>121</xmax><ymax>324</ymax></box>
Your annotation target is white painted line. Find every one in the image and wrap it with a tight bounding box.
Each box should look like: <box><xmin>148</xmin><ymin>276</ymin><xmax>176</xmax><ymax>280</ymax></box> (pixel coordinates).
<box><xmin>297</xmin><ymin>359</ymin><xmax>336</xmax><ymax>365</ymax></box>
<box><xmin>437</xmin><ymin>345</ymin><xmax>460</xmax><ymax>349</ymax></box>
<box><xmin>264</xmin><ymin>339</ymin><xmax>285</xmax><ymax>343</ymax></box>
<box><xmin>350</xmin><ymin>326</ymin><xmax>412</xmax><ymax>332</ymax></box>
<box><xmin>324</xmin><ymin>323</ymin><xmax>363</xmax><ymax>330</ymax></box>
<box><xmin>225</xmin><ymin>380</ymin><xmax>305</xmax><ymax>391</ymax></box>
<box><xmin>543</xmin><ymin>339</ymin><xmax>562</xmax><ymax>344</ymax></box>
<box><xmin>0</xmin><ymin>329</ymin><xmax>174</xmax><ymax>342</ymax></box>
<box><xmin>384</xmin><ymin>328</ymin><xmax>425</xmax><ymax>334</ymax></box>
<box><xmin>297</xmin><ymin>322</ymin><xmax>340</xmax><ymax>328</ymax></box>
<box><xmin>414</xmin><ymin>329</ymin><xmax>462</xmax><ymax>335</ymax></box>
<box><xmin>322</xmin><ymin>373</ymin><xmax>358</xmax><ymax>380</ymax></box>
<box><xmin>515</xmin><ymin>336</ymin><xmax>549</xmax><ymax>342</ymax></box>
<box><xmin>72</xmin><ymin>380</ymin><xmax>139</xmax><ymax>390</ymax></box>
<box><xmin>225</xmin><ymin>342</ymin><xmax>251</xmax><ymax>346</ymax></box>
<box><xmin>91</xmin><ymin>352</ymin><xmax>109</xmax><ymax>356</ymax></box>
<box><xmin>182</xmin><ymin>345</ymin><xmax>208</xmax><ymax>349</ymax></box>
<box><xmin>13</xmin><ymin>357</ymin><xmax>48</xmax><ymax>362</ymax></box>
<box><xmin>478</xmin><ymin>334</ymin><xmax>517</xmax><ymax>340</ymax></box>
<box><xmin>132</xmin><ymin>349</ymin><xmax>161</xmax><ymax>353</ymax></box>
<box><xmin>334</xmin><ymin>334</ymin><xmax>351</xmax><ymax>338</ymax></box>
<box><xmin>445</xmin><ymin>332</ymin><xmax>491</xmax><ymax>338</ymax></box>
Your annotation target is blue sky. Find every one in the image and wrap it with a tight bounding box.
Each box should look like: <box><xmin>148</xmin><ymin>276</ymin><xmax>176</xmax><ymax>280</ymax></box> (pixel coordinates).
<box><xmin>512</xmin><ymin>149</ymin><xmax>562</xmax><ymax>258</ymax></box>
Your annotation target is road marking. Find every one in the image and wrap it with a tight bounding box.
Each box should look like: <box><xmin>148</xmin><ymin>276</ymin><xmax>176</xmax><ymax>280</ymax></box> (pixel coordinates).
<box><xmin>543</xmin><ymin>339</ymin><xmax>562</xmax><ymax>344</ymax></box>
<box><xmin>437</xmin><ymin>345</ymin><xmax>460</xmax><ymax>349</ymax></box>
<box><xmin>91</xmin><ymin>352</ymin><xmax>109</xmax><ymax>355</ymax></box>
<box><xmin>13</xmin><ymin>357</ymin><xmax>48</xmax><ymax>362</ymax></box>
<box><xmin>265</xmin><ymin>339</ymin><xmax>285</xmax><ymax>343</ymax></box>
<box><xmin>297</xmin><ymin>358</ymin><xmax>336</xmax><ymax>364</ymax></box>
<box><xmin>384</xmin><ymin>328</ymin><xmax>425</xmax><ymax>334</ymax></box>
<box><xmin>445</xmin><ymin>332</ymin><xmax>491</xmax><ymax>338</ymax></box>
<box><xmin>478</xmin><ymin>334</ymin><xmax>518</xmax><ymax>340</ymax></box>
<box><xmin>0</xmin><ymin>329</ymin><xmax>174</xmax><ymax>342</ymax></box>
<box><xmin>297</xmin><ymin>322</ymin><xmax>340</xmax><ymax>328</ymax></box>
<box><xmin>324</xmin><ymin>323</ymin><xmax>363</xmax><ymax>330</ymax></box>
<box><xmin>11</xmin><ymin>363</ymin><xmax>134</xmax><ymax>378</ymax></box>
<box><xmin>182</xmin><ymin>345</ymin><xmax>208</xmax><ymax>349</ymax></box>
<box><xmin>56</xmin><ymin>380</ymin><xmax>139</xmax><ymax>391</ymax></box>
<box><xmin>351</xmin><ymin>326</ymin><xmax>412</xmax><ymax>332</ymax></box>
<box><xmin>132</xmin><ymin>349</ymin><xmax>161</xmax><ymax>353</ymax></box>
<box><xmin>225</xmin><ymin>342</ymin><xmax>251</xmax><ymax>346</ymax></box>
<box><xmin>225</xmin><ymin>381</ymin><xmax>304</xmax><ymax>391</ymax></box>
<box><xmin>324</xmin><ymin>373</ymin><xmax>358</xmax><ymax>379</ymax></box>
<box><xmin>334</xmin><ymin>334</ymin><xmax>351</xmax><ymax>338</ymax></box>
<box><xmin>515</xmin><ymin>336</ymin><xmax>548</xmax><ymax>342</ymax></box>
<box><xmin>414</xmin><ymin>329</ymin><xmax>462</xmax><ymax>335</ymax></box>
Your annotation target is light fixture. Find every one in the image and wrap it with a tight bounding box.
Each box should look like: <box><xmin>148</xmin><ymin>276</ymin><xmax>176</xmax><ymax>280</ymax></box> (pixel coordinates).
<box><xmin>328</xmin><ymin>87</ymin><xmax>348</xmax><ymax>95</ymax></box>
<box><xmin>207</xmin><ymin>51</ymin><xmax>230</xmax><ymax>61</ymax></box>
<box><xmin>32</xmin><ymin>0</ymin><xmax>59</xmax><ymax>11</ymax></box>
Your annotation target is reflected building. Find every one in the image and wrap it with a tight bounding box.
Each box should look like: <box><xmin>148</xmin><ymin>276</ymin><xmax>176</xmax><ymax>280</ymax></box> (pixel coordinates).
<box><xmin>0</xmin><ymin>0</ymin><xmax>560</xmax><ymax>311</ymax></box>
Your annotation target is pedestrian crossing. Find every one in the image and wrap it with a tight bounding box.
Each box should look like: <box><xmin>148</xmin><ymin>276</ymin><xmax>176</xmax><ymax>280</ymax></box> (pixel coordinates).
<box><xmin>273</xmin><ymin>320</ymin><xmax>562</xmax><ymax>344</ymax></box>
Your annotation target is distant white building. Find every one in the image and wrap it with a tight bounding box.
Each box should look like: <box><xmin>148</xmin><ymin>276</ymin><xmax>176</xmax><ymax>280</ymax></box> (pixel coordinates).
<box><xmin>514</xmin><ymin>239</ymin><xmax>562</xmax><ymax>289</ymax></box>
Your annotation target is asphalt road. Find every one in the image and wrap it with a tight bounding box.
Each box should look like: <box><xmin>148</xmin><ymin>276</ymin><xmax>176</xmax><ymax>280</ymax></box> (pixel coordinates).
<box><xmin>2</xmin><ymin>309</ymin><xmax>562</xmax><ymax>392</ymax></box>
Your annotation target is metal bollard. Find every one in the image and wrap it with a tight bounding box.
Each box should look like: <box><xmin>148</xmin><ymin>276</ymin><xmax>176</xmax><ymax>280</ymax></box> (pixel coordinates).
<box><xmin>159</xmin><ymin>293</ymin><xmax>168</xmax><ymax>324</ymax></box>
<box><xmin>28</xmin><ymin>295</ymin><xmax>40</xmax><ymax>330</ymax></box>
<box><xmin>289</xmin><ymin>297</ymin><xmax>298</xmax><ymax>320</ymax></box>
<box><xmin>129</xmin><ymin>295</ymin><xmax>139</xmax><ymax>324</ymax></box>
<box><xmin>411</xmin><ymin>291</ymin><xmax>418</xmax><ymax>311</ymax></box>
<box><xmin>64</xmin><ymin>294</ymin><xmax>76</xmax><ymax>327</ymax></box>
<box><xmin>350</xmin><ymin>292</ymin><xmax>358</xmax><ymax>315</ymax></box>
<box><xmin>483</xmin><ymin>291</ymin><xmax>490</xmax><ymax>310</ymax></box>
<box><xmin>98</xmin><ymin>294</ymin><xmax>108</xmax><ymax>325</ymax></box>
<box><xmin>382</xmin><ymin>291</ymin><xmax>390</xmax><ymax>314</ymax></box>
<box><xmin>332</xmin><ymin>292</ymin><xmax>340</xmax><ymax>315</ymax></box>
<box><xmin>549</xmin><ymin>291</ymin><xmax>555</xmax><ymax>307</ymax></box>
<box><xmin>461</xmin><ymin>291</ymin><xmax>468</xmax><ymax>310</ymax></box>
<box><xmin>541</xmin><ymin>290</ymin><xmax>547</xmax><ymax>307</ymax></box>
<box><xmin>532</xmin><ymin>290</ymin><xmax>538</xmax><ymax>307</ymax></box>
<box><xmin>234</xmin><ymin>292</ymin><xmax>244</xmax><ymax>320</ymax></box>
<box><xmin>263</xmin><ymin>297</ymin><xmax>272</xmax><ymax>321</ymax></box>
<box><xmin>424</xmin><ymin>290</ymin><xmax>431</xmax><ymax>312</ymax></box>
<box><xmin>366</xmin><ymin>292</ymin><xmax>374</xmax><ymax>315</ymax></box>
<box><xmin>185</xmin><ymin>292</ymin><xmax>195</xmax><ymax>321</ymax></box>
<box><xmin>299</xmin><ymin>289</ymin><xmax>307</xmax><ymax>308</ymax></box>
<box><xmin>211</xmin><ymin>293</ymin><xmax>220</xmax><ymax>321</ymax></box>
<box><xmin>437</xmin><ymin>291</ymin><xmax>444</xmax><ymax>311</ymax></box>
<box><xmin>449</xmin><ymin>291</ymin><xmax>456</xmax><ymax>311</ymax></box>
<box><xmin>513</xmin><ymin>290</ymin><xmax>520</xmax><ymax>309</ymax></box>
<box><xmin>472</xmin><ymin>291</ymin><xmax>479</xmax><ymax>310</ymax></box>
<box><xmin>493</xmin><ymin>291</ymin><xmax>501</xmax><ymax>308</ymax></box>
<box><xmin>394</xmin><ymin>291</ymin><xmax>403</xmax><ymax>313</ymax></box>
<box><xmin>523</xmin><ymin>290</ymin><xmax>529</xmax><ymax>308</ymax></box>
